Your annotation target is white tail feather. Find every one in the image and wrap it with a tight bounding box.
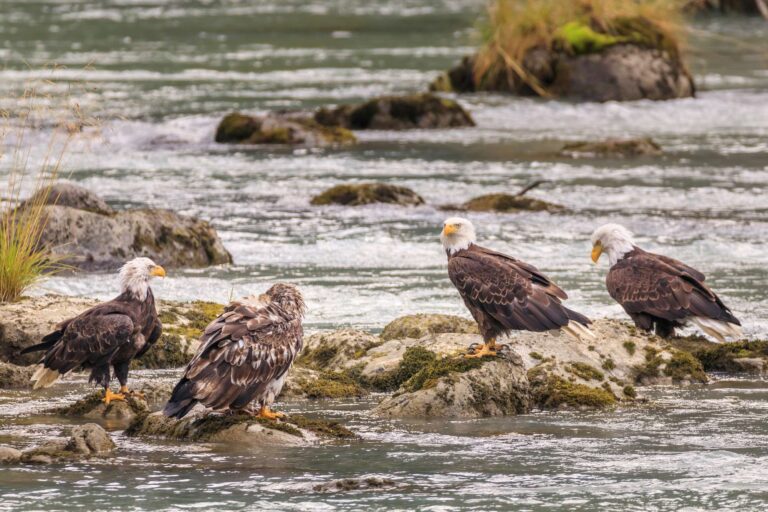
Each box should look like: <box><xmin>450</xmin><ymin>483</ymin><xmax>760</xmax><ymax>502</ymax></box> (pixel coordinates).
<box><xmin>561</xmin><ymin>321</ymin><xmax>596</xmax><ymax>342</ymax></box>
<box><xmin>31</xmin><ymin>365</ymin><xmax>61</xmax><ymax>389</ymax></box>
<box><xmin>689</xmin><ymin>317</ymin><xmax>743</xmax><ymax>343</ymax></box>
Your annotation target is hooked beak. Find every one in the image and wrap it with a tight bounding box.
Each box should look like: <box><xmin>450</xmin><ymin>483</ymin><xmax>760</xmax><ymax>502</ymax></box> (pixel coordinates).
<box><xmin>442</xmin><ymin>224</ymin><xmax>458</xmax><ymax>236</ymax></box>
<box><xmin>150</xmin><ymin>265</ymin><xmax>167</xmax><ymax>277</ymax></box>
<box><xmin>591</xmin><ymin>243</ymin><xmax>603</xmax><ymax>264</ymax></box>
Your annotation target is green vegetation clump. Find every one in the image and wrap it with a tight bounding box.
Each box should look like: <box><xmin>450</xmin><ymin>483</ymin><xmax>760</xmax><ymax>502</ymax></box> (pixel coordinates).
<box><xmin>364</xmin><ymin>346</ymin><xmax>437</xmax><ymax>392</ymax></box>
<box><xmin>623</xmin><ymin>385</ymin><xmax>637</xmax><ymax>399</ymax></box>
<box><xmin>602</xmin><ymin>358</ymin><xmax>616</xmax><ymax>371</ymax></box>
<box><xmin>623</xmin><ymin>341</ymin><xmax>637</xmax><ymax>355</ymax></box>
<box><xmin>633</xmin><ymin>346</ymin><xmax>663</xmax><ymax>381</ymax></box>
<box><xmin>310</xmin><ymin>183</ymin><xmax>424</xmax><ymax>207</ymax></box>
<box><xmin>674</xmin><ymin>339</ymin><xmax>768</xmax><ymax>373</ymax></box>
<box><xmin>286</xmin><ymin>415</ymin><xmax>356</xmax><ymax>439</ymax></box>
<box><xmin>664</xmin><ymin>350</ymin><xmax>707</xmax><ymax>382</ymax></box>
<box><xmin>567</xmin><ymin>362</ymin><xmax>604</xmax><ymax>381</ymax></box>
<box><xmin>298</xmin><ymin>371</ymin><xmax>367</xmax><ymax>399</ymax></box>
<box><xmin>131</xmin><ymin>333</ymin><xmax>188</xmax><ymax>369</ymax></box>
<box><xmin>529</xmin><ymin>352</ymin><xmax>544</xmax><ymax>360</ymax></box>
<box><xmin>528</xmin><ymin>370</ymin><xmax>616</xmax><ymax>409</ymax></box>
<box><xmin>463</xmin><ymin>193</ymin><xmax>564</xmax><ymax>214</ymax></box>
<box><xmin>402</xmin><ymin>355</ymin><xmax>486</xmax><ymax>393</ymax></box>
<box><xmin>298</xmin><ymin>343</ymin><xmax>339</xmax><ymax>369</ymax></box>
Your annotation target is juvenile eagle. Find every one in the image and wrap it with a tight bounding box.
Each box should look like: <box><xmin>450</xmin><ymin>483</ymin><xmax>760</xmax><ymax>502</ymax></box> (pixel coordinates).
<box><xmin>441</xmin><ymin>217</ymin><xmax>593</xmax><ymax>358</ymax></box>
<box><xmin>163</xmin><ymin>283</ymin><xmax>305</xmax><ymax>420</ymax></box>
<box><xmin>591</xmin><ymin>223</ymin><xmax>742</xmax><ymax>341</ymax></box>
<box><xmin>23</xmin><ymin>257</ymin><xmax>165</xmax><ymax>403</ymax></box>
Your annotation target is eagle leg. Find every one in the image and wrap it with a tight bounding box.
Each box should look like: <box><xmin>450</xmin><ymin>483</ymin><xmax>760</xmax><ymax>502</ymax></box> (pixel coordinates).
<box><xmin>464</xmin><ymin>339</ymin><xmax>498</xmax><ymax>359</ymax></box>
<box><xmin>118</xmin><ymin>385</ymin><xmax>145</xmax><ymax>399</ymax></box>
<box><xmin>103</xmin><ymin>388</ymin><xmax>126</xmax><ymax>405</ymax></box>
<box><xmin>256</xmin><ymin>405</ymin><xmax>285</xmax><ymax>420</ymax></box>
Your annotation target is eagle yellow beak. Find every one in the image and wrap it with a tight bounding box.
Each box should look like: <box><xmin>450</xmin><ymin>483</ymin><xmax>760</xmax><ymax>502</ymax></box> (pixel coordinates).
<box><xmin>150</xmin><ymin>265</ymin><xmax>167</xmax><ymax>277</ymax></box>
<box><xmin>591</xmin><ymin>243</ymin><xmax>603</xmax><ymax>263</ymax></box>
<box><xmin>442</xmin><ymin>224</ymin><xmax>458</xmax><ymax>236</ymax></box>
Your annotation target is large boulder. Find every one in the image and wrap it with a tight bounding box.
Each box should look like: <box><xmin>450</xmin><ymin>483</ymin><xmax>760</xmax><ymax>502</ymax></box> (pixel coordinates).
<box><xmin>314</xmin><ymin>93</ymin><xmax>475</xmax><ymax>130</ymax></box>
<box><xmin>21</xmin><ymin>182</ymin><xmax>114</xmax><ymax>215</ymax></box>
<box><xmin>215</xmin><ymin>112</ymin><xmax>356</xmax><ymax>147</ymax></box>
<box><xmin>310</xmin><ymin>183</ymin><xmax>424</xmax><ymax>207</ymax></box>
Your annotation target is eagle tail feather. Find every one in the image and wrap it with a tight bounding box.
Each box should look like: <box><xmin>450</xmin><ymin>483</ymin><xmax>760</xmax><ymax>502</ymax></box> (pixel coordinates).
<box><xmin>31</xmin><ymin>365</ymin><xmax>62</xmax><ymax>389</ymax></box>
<box><xmin>690</xmin><ymin>317</ymin><xmax>743</xmax><ymax>343</ymax></box>
<box><xmin>163</xmin><ymin>379</ymin><xmax>199</xmax><ymax>419</ymax></box>
<box><xmin>561</xmin><ymin>320</ymin><xmax>596</xmax><ymax>342</ymax></box>
<box><xmin>20</xmin><ymin>330</ymin><xmax>64</xmax><ymax>355</ymax></box>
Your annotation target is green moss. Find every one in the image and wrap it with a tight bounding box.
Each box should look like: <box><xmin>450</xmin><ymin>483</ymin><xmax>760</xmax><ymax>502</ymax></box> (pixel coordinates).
<box><xmin>298</xmin><ymin>371</ymin><xmax>367</xmax><ymax>399</ymax></box>
<box><xmin>186</xmin><ymin>301</ymin><xmax>225</xmax><ymax>331</ymax></box>
<box><xmin>463</xmin><ymin>193</ymin><xmax>564</xmax><ymax>214</ymax></box>
<box><xmin>310</xmin><ymin>183</ymin><xmax>424</xmax><ymax>207</ymax></box>
<box><xmin>633</xmin><ymin>346</ymin><xmax>664</xmax><ymax>382</ymax></box>
<box><xmin>664</xmin><ymin>350</ymin><xmax>707</xmax><ymax>383</ymax></box>
<box><xmin>299</xmin><ymin>343</ymin><xmax>340</xmax><ymax>369</ymax></box>
<box><xmin>286</xmin><ymin>415</ymin><xmax>356</xmax><ymax>439</ymax></box>
<box><xmin>214</xmin><ymin>113</ymin><xmax>259</xmax><ymax>143</ymax></box>
<box><xmin>529</xmin><ymin>371</ymin><xmax>616</xmax><ymax>410</ymax></box>
<box><xmin>365</xmin><ymin>346</ymin><xmax>437</xmax><ymax>392</ymax></box>
<box><xmin>623</xmin><ymin>341</ymin><xmax>637</xmax><ymax>356</ymax></box>
<box><xmin>132</xmin><ymin>333</ymin><xmax>189</xmax><ymax>369</ymax></box>
<box><xmin>403</xmin><ymin>354</ymin><xmax>487</xmax><ymax>393</ymax></box>
<box><xmin>556</xmin><ymin>21</ymin><xmax>625</xmax><ymax>54</ymax></box>
<box><xmin>602</xmin><ymin>358</ymin><xmax>616</xmax><ymax>371</ymax></box>
<box><xmin>623</xmin><ymin>385</ymin><xmax>637</xmax><ymax>399</ymax></box>
<box><xmin>52</xmin><ymin>392</ymin><xmax>104</xmax><ymax>416</ymax></box>
<box><xmin>676</xmin><ymin>339</ymin><xmax>768</xmax><ymax>373</ymax></box>
<box><xmin>188</xmin><ymin>414</ymin><xmax>302</xmax><ymax>441</ymax></box>
<box><xmin>530</xmin><ymin>352</ymin><xmax>544</xmax><ymax>360</ymax></box>
<box><xmin>567</xmin><ymin>362</ymin><xmax>604</xmax><ymax>381</ymax></box>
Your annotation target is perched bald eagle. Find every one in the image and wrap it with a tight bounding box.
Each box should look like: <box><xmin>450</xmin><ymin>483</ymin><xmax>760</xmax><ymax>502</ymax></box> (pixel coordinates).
<box><xmin>591</xmin><ymin>223</ymin><xmax>742</xmax><ymax>342</ymax></box>
<box><xmin>163</xmin><ymin>283</ymin><xmax>305</xmax><ymax>420</ymax></box>
<box><xmin>441</xmin><ymin>217</ymin><xmax>593</xmax><ymax>358</ymax></box>
<box><xmin>22</xmin><ymin>257</ymin><xmax>165</xmax><ymax>403</ymax></box>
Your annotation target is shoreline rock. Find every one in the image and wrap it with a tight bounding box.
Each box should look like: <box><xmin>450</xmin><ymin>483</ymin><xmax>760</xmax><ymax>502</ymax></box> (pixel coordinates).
<box><xmin>314</xmin><ymin>93</ymin><xmax>474</xmax><ymax>130</ymax></box>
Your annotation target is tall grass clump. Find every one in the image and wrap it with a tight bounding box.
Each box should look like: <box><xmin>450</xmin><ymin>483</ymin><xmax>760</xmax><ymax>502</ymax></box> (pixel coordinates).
<box><xmin>474</xmin><ymin>0</ymin><xmax>687</xmax><ymax>94</ymax></box>
<box><xmin>0</xmin><ymin>87</ymin><xmax>79</xmax><ymax>302</ymax></box>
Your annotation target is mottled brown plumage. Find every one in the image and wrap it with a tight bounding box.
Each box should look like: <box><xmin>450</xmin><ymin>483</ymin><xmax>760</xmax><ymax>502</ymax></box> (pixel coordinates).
<box><xmin>163</xmin><ymin>283</ymin><xmax>305</xmax><ymax>419</ymax></box>
<box><xmin>447</xmin><ymin>244</ymin><xmax>592</xmax><ymax>342</ymax></box>
<box><xmin>606</xmin><ymin>247</ymin><xmax>740</xmax><ymax>338</ymax></box>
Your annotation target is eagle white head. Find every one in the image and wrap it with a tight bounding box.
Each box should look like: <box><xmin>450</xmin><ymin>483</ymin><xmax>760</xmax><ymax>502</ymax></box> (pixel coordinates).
<box><xmin>119</xmin><ymin>257</ymin><xmax>166</xmax><ymax>300</ymax></box>
<box><xmin>591</xmin><ymin>224</ymin><xmax>635</xmax><ymax>266</ymax></box>
<box><xmin>441</xmin><ymin>217</ymin><xmax>477</xmax><ymax>254</ymax></box>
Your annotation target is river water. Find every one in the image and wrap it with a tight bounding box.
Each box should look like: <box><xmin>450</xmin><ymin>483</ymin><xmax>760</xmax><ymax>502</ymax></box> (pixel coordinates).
<box><xmin>1</xmin><ymin>1</ymin><xmax>767</xmax><ymax>510</ymax></box>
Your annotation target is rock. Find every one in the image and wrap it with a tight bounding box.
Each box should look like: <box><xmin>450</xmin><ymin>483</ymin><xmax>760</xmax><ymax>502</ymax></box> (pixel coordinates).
<box><xmin>0</xmin><ymin>295</ymin><xmax>222</xmax><ymax>367</ymax></box>
<box><xmin>459</xmin><ymin>193</ymin><xmax>565</xmax><ymax>214</ymax></box>
<box><xmin>298</xmin><ymin>329</ymin><xmax>380</xmax><ymax>372</ymax></box>
<box><xmin>0</xmin><ymin>361</ymin><xmax>34</xmax><ymax>388</ymax></box>
<box><xmin>53</xmin><ymin>392</ymin><xmax>149</xmax><ymax>424</ymax></box>
<box><xmin>126</xmin><ymin>411</ymin><xmax>354</xmax><ymax>445</ymax></box>
<box><xmin>684</xmin><ymin>0</ymin><xmax>763</xmax><ymax>14</ymax></box>
<box><xmin>0</xmin><ymin>446</ymin><xmax>22</xmax><ymax>463</ymax></box>
<box><xmin>21</xmin><ymin>182</ymin><xmax>114</xmax><ymax>215</ymax></box>
<box><xmin>215</xmin><ymin>112</ymin><xmax>356</xmax><ymax>147</ymax></box>
<box><xmin>314</xmin><ymin>93</ymin><xmax>474</xmax><ymax>130</ymax></box>
<box><xmin>380</xmin><ymin>314</ymin><xmax>478</xmax><ymax>341</ymax></box>
<box><xmin>310</xmin><ymin>183</ymin><xmax>424</xmax><ymax>207</ymax></box>
<box><xmin>432</xmin><ymin>21</ymin><xmax>694</xmax><ymax>102</ymax></box>
<box><xmin>375</xmin><ymin>355</ymin><xmax>530</xmax><ymax>419</ymax></box>
<box><xmin>282</xmin><ymin>366</ymin><xmax>368</xmax><ymax>400</ymax></box>
<box><xmin>313</xmin><ymin>477</ymin><xmax>397</xmax><ymax>492</ymax></box>
<box><xmin>561</xmin><ymin>137</ymin><xmax>662</xmax><ymax>158</ymax></box>
<box><xmin>670</xmin><ymin>337</ymin><xmax>768</xmax><ymax>375</ymax></box>
<box><xmin>38</xmin><ymin>204</ymin><xmax>231</xmax><ymax>271</ymax></box>
<box><xmin>20</xmin><ymin>423</ymin><xmax>114</xmax><ymax>463</ymax></box>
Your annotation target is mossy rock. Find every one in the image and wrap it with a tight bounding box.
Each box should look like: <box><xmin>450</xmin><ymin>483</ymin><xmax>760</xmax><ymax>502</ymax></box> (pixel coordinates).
<box><xmin>298</xmin><ymin>329</ymin><xmax>380</xmax><ymax>373</ymax></box>
<box><xmin>461</xmin><ymin>193</ymin><xmax>564</xmax><ymax>214</ymax></box>
<box><xmin>528</xmin><ymin>367</ymin><xmax>616</xmax><ymax>410</ymax></box>
<box><xmin>380</xmin><ymin>314</ymin><xmax>478</xmax><ymax>341</ymax></box>
<box><xmin>561</xmin><ymin>137</ymin><xmax>662</xmax><ymax>158</ymax></box>
<box><xmin>672</xmin><ymin>338</ymin><xmax>768</xmax><ymax>374</ymax></box>
<box><xmin>633</xmin><ymin>346</ymin><xmax>707</xmax><ymax>384</ymax></box>
<box><xmin>310</xmin><ymin>183</ymin><xmax>424</xmax><ymax>207</ymax></box>
<box><xmin>566</xmin><ymin>362</ymin><xmax>604</xmax><ymax>382</ymax></box>
<box><xmin>363</xmin><ymin>346</ymin><xmax>441</xmax><ymax>392</ymax></box>
<box><xmin>314</xmin><ymin>93</ymin><xmax>475</xmax><ymax>130</ymax></box>
<box><xmin>52</xmin><ymin>391</ymin><xmax>149</xmax><ymax>422</ymax></box>
<box><xmin>294</xmin><ymin>371</ymin><xmax>367</xmax><ymax>399</ymax></box>
<box><xmin>215</xmin><ymin>112</ymin><xmax>356</xmax><ymax>147</ymax></box>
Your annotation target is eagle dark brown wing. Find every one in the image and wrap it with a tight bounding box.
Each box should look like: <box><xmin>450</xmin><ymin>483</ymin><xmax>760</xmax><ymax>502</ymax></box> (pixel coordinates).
<box><xmin>448</xmin><ymin>245</ymin><xmax>590</xmax><ymax>340</ymax></box>
<box><xmin>163</xmin><ymin>299</ymin><xmax>303</xmax><ymax>418</ymax></box>
<box><xmin>606</xmin><ymin>249</ymin><xmax>739</xmax><ymax>326</ymax></box>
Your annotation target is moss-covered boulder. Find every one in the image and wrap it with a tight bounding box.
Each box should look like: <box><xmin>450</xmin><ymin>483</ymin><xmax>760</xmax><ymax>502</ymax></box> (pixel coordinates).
<box><xmin>528</xmin><ymin>364</ymin><xmax>617</xmax><ymax>410</ymax></box>
<box><xmin>126</xmin><ymin>411</ymin><xmax>354</xmax><ymax>446</ymax></box>
<box><xmin>460</xmin><ymin>193</ymin><xmax>565</xmax><ymax>214</ymax></box>
<box><xmin>314</xmin><ymin>93</ymin><xmax>474</xmax><ymax>130</ymax></box>
<box><xmin>375</xmin><ymin>354</ymin><xmax>530</xmax><ymax>419</ymax></box>
<box><xmin>380</xmin><ymin>314</ymin><xmax>478</xmax><ymax>341</ymax></box>
<box><xmin>310</xmin><ymin>183</ymin><xmax>424</xmax><ymax>207</ymax></box>
<box><xmin>215</xmin><ymin>112</ymin><xmax>356</xmax><ymax>147</ymax></box>
<box><xmin>298</xmin><ymin>329</ymin><xmax>380</xmax><ymax>372</ymax></box>
<box><xmin>283</xmin><ymin>366</ymin><xmax>368</xmax><ymax>399</ymax></box>
<box><xmin>561</xmin><ymin>137</ymin><xmax>663</xmax><ymax>158</ymax></box>
<box><xmin>432</xmin><ymin>17</ymin><xmax>694</xmax><ymax>102</ymax></box>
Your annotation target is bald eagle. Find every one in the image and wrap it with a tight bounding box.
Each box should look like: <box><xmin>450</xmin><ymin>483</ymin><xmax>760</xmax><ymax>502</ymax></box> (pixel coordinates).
<box><xmin>163</xmin><ymin>283</ymin><xmax>305</xmax><ymax>420</ymax></box>
<box><xmin>591</xmin><ymin>223</ymin><xmax>742</xmax><ymax>341</ymax></box>
<box><xmin>22</xmin><ymin>257</ymin><xmax>165</xmax><ymax>403</ymax></box>
<box><xmin>441</xmin><ymin>217</ymin><xmax>593</xmax><ymax>358</ymax></box>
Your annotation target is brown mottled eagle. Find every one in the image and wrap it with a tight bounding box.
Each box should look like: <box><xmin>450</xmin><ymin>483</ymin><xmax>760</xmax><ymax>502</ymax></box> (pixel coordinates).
<box><xmin>441</xmin><ymin>217</ymin><xmax>593</xmax><ymax>358</ymax></box>
<box><xmin>22</xmin><ymin>257</ymin><xmax>165</xmax><ymax>403</ymax></box>
<box><xmin>163</xmin><ymin>283</ymin><xmax>305</xmax><ymax>420</ymax></box>
<box><xmin>591</xmin><ymin>223</ymin><xmax>742</xmax><ymax>341</ymax></box>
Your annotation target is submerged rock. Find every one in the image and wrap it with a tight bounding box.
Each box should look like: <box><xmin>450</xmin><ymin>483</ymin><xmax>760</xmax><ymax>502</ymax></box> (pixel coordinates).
<box><xmin>310</xmin><ymin>183</ymin><xmax>425</xmax><ymax>207</ymax></box>
<box><xmin>0</xmin><ymin>361</ymin><xmax>34</xmax><ymax>389</ymax></box>
<box><xmin>560</xmin><ymin>137</ymin><xmax>663</xmax><ymax>158</ymax></box>
<box><xmin>215</xmin><ymin>112</ymin><xmax>356</xmax><ymax>147</ymax></box>
<box><xmin>20</xmin><ymin>423</ymin><xmax>115</xmax><ymax>464</ymax></box>
<box><xmin>126</xmin><ymin>411</ymin><xmax>354</xmax><ymax>445</ymax></box>
<box><xmin>459</xmin><ymin>193</ymin><xmax>565</xmax><ymax>214</ymax></box>
<box><xmin>314</xmin><ymin>93</ymin><xmax>474</xmax><ymax>130</ymax></box>
<box><xmin>380</xmin><ymin>314</ymin><xmax>478</xmax><ymax>341</ymax></box>
<box><xmin>313</xmin><ymin>477</ymin><xmax>398</xmax><ymax>493</ymax></box>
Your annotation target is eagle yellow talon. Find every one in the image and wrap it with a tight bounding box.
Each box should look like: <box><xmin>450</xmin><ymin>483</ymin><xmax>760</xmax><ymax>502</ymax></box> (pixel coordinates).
<box><xmin>464</xmin><ymin>340</ymin><xmax>498</xmax><ymax>359</ymax></box>
<box><xmin>103</xmin><ymin>389</ymin><xmax>126</xmax><ymax>405</ymax></box>
<box><xmin>119</xmin><ymin>386</ymin><xmax>145</xmax><ymax>399</ymax></box>
<box><xmin>257</xmin><ymin>406</ymin><xmax>285</xmax><ymax>420</ymax></box>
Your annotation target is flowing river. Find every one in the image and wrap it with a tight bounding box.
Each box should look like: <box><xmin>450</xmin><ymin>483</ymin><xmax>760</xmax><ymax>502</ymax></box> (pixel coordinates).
<box><xmin>1</xmin><ymin>1</ymin><xmax>767</xmax><ymax>510</ymax></box>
